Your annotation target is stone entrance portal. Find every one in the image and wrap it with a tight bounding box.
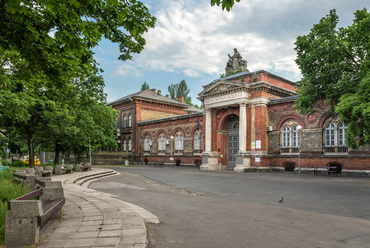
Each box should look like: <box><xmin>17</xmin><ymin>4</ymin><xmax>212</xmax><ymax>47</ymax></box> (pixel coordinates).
<box><xmin>227</xmin><ymin>116</ymin><xmax>239</xmax><ymax>170</ymax></box>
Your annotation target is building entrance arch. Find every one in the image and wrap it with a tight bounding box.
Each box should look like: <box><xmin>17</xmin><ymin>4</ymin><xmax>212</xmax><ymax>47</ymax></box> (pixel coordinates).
<box><xmin>227</xmin><ymin>115</ymin><xmax>239</xmax><ymax>170</ymax></box>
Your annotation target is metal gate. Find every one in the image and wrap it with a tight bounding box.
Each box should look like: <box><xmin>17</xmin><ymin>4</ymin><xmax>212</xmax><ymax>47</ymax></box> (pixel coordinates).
<box><xmin>227</xmin><ymin>116</ymin><xmax>239</xmax><ymax>170</ymax></box>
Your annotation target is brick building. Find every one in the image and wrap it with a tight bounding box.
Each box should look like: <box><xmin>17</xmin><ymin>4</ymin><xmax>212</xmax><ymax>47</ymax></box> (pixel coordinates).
<box><xmin>108</xmin><ymin>70</ymin><xmax>370</xmax><ymax>172</ymax></box>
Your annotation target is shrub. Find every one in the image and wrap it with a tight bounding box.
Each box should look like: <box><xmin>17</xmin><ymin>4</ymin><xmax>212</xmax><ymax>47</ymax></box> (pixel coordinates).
<box><xmin>11</xmin><ymin>160</ymin><xmax>26</xmax><ymax>167</ymax></box>
<box><xmin>0</xmin><ymin>201</ymin><xmax>7</xmax><ymax>245</ymax></box>
<box><xmin>0</xmin><ymin>160</ymin><xmax>10</xmax><ymax>167</ymax></box>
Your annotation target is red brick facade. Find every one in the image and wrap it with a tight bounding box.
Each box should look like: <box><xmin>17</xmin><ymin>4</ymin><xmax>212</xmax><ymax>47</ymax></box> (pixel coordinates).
<box><xmin>109</xmin><ymin>70</ymin><xmax>370</xmax><ymax>171</ymax></box>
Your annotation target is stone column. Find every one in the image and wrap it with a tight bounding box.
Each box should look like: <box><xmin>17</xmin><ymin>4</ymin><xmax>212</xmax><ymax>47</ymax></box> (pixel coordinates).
<box><xmin>234</xmin><ymin>103</ymin><xmax>250</xmax><ymax>172</ymax></box>
<box><xmin>239</xmin><ymin>103</ymin><xmax>247</xmax><ymax>153</ymax></box>
<box><xmin>201</xmin><ymin>108</ymin><xmax>219</xmax><ymax>171</ymax></box>
<box><xmin>205</xmin><ymin>108</ymin><xmax>212</xmax><ymax>152</ymax></box>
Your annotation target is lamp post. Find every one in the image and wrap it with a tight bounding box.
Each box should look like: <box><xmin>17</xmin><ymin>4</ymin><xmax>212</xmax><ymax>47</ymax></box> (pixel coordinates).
<box><xmin>170</xmin><ymin>136</ymin><xmax>174</xmax><ymax>168</ymax></box>
<box><xmin>6</xmin><ymin>143</ymin><xmax>9</xmax><ymax>160</ymax></box>
<box><xmin>88</xmin><ymin>137</ymin><xmax>91</xmax><ymax>165</ymax></box>
<box><xmin>296</xmin><ymin>125</ymin><xmax>302</xmax><ymax>176</ymax></box>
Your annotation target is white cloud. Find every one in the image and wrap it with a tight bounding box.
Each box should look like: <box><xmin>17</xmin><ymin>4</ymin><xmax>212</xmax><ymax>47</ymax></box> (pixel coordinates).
<box><xmin>131</xmin><ymin>0</ymin><xmax>309</xmax><ymax>80</ymax></box>
<box><xmin>102</xmin><ymin>0</ymin><xmax>369</xmax><ymax>88</ymax></box>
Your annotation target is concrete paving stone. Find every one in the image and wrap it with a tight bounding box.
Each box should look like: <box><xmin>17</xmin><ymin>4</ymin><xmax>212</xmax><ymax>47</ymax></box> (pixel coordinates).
<box><xmin>50</xmin><ymin>226</ymin><xmax>80</xmax><ymax>233</ymax></box>
<box><xmin>103</xmin><ymin>218</ymin><xmax>124</xmax><ymax>225</ymax></box>
<box><xmin>72</xmin><ymin>231</ymin><xmax>100</xmax><ymax>239</ymax></box>
<box><xmin>122</xmin><ymin>216</ymin><xmax>144</xmax><ymax>226</ymax></box>
<box><xmin>65</xmin><ymin>238</ymin><xmax>96</xmax><ymax>247</ymax></box>
<box><xmin>78</xmin><ymin>225</ymin><xmax>103</xmax><ymax>232</ymax></box>
<box><xmin>83</xmin><ymin>211</ymin><xmax>102</xmax><ymax>216</ymax></box>
<box><xmin>99</xmin><ymin>224</ymin><xmax>123</xmax><ymax>231</ymax></box>
<box><xmin>39</xmin><ymin>239</ymin><xmax>67</xmax><ymax>247</ymax></box>
<box><xmin>119</xmin><ymin>234</ymin><xmax>146</xmax><ymax>245</ymax></box>
<box><xmin>59</xmin><ymin>220</ymin><xmax>82</xmax><ymax>226</ymax></box>
<box><xmin>80</xmin><ymin>220</ymin><xmax>103</xmax><ymax>226</ymax></box>
<box><xmin>98</xmin><ymin>229</ymin><xmax>122</xmax><ymax>237</ymax></box>
<box><xmin>122</xmin><ymin>228</ymin><xmax>146</xmax><ymax>236</ymax></box>
<box><xmin>116</xmin><ymin>244</ymin><xmax>146</xmax><ymax>248</ymax></box>
<box><xmin>83</xmin><ymin>215</ymin><xmax>104</xmax><ymax>221</ymax></box>
<box><xmin>92</xmin><ymin>236</ymin><xmax>121</xmax><ymax>247</ymax></box>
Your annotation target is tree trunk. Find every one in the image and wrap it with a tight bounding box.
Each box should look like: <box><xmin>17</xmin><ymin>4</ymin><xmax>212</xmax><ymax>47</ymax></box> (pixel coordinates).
<box><xmin>28</xmin><ymin>133</ymin><xmax>35</xmax><ymax>168</ymax></box>
<box><xmin>54</xmin><ymin>142</ymin><xmax>61</xmax><ymax>165</ymax></box>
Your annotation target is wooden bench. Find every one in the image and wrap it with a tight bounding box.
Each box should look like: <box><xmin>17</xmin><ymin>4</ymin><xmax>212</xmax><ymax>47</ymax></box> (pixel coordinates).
<box><xmin>76</xmin><ymin>162</ymin><xmax>92</xmax><ymax>172</ymax></box>
<box><xmin>5</xmin><ymin>180</ymin><xmax>65</xmax><ymax>247</ymax></box>
<box><xmin>314</xmin><ymin>166</ymin><xmax>338</xmax><ymax>176</ymax></box>
<box><xmin>55</xmin><ymin>164</ymin><xmax>73</xmax><ymax>175</ymax></box>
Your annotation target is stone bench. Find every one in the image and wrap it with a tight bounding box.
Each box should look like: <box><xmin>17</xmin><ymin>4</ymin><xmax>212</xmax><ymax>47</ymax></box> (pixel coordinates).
<box><xmin>35</xmin><ymin>166</ymin><xmax>53</xmax><ymax>178</ymax></box>
<box><xmin>55</xmin><ymin>164</ymin><xmax>73</xmax><ymax>175</ymax></box>
<box><xmin>13</xmin><ymin>169</ymin><xmax>39</xmax><ymax>187</ymax></box>
<box><xmin>5</xmin><ymin>180</ymin><xmax>65</xmax><ymax>247</ymax></box>
<box><xmin>76</xmin><ymin>162</ymin><xmax>92</xmax><ymax>172</ymax></box>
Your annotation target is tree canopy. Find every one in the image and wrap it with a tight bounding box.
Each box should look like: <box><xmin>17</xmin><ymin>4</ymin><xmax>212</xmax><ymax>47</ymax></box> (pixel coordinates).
<box><xmin>0</xmin><ymin>0</ymin><xmax>155</xmax><ymax>166</ymax></box>
<box><xmin>168</xmin><ymin>80</ymin><xmax>192</xmax><ymax>104</ymax></box>
<box><xmin>211</xmin><ymin>0</ymin><xmax>241</xmax><ymax>11</ymax></box>
<box><xmin>0</xmin><ymin>0</ymin><xmax>156</xmax><ymax>83</ymax></box>
<box><xmin>294</xmin><ymin>8</ymin><xmax>370</xmax><ymax>148</ymax></box>
<box><xmin>141</xmin><ymin>81</ymin><xmax>150</xmax><ymax>91</ymax></box>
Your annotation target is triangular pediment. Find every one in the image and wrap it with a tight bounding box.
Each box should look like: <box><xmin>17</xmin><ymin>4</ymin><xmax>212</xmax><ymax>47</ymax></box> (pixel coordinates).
<box><xmin>198</xmin><ymin>80</ymin><xmax>245</xmax><ymax>98</ymax></box>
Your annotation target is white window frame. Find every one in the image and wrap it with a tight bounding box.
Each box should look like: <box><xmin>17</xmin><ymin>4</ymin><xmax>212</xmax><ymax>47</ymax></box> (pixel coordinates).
<box><xmin>144</xmin><ymin>136</ymin><xmax>150</xmax><ymax>151</ymax></box>
<box><xmin>123</xmin><ymin>139</ymin><xmax>127</xmax><ymax>151</ymax></box>
<box><xmin>292</xmin><ymin>126</ymin><xmax>300</xmax><ymax>147</ymax></box>
<box><xmin>123</xmin><ymin>115</ymin><xmax>127</xmax><ymax>128</ymax></box>
<box><xmin>325</xmin><ymin>123</ymin><xmax>335</xmax><ymax>146</ymax></box>
<box><xmin>282</xmin><ymin>126</ymin><xmax>290</xmax><ymax>147</ymax></box>
<box><xmin>128</xmin><ymin>114</ymin><xmax>132</xmax><ymax>127</ymax></box>
<box><xmin>158</xmin><ymin>134</ymin><xmax>166</xmax><ymax>151</ymax></box>
<box><xmin>175</xmin><ymin>132</ymin><xmax>184</xmax><ymax>150</ymax></box>
<box><xmin>128</xmin><ymin>139</ymin><xmax>132</xmax><ymax>151</ymax></box>
<box><xmin>338</xmin><ymin>122</ymin><xmax>348</xmax><ymax>146</ymax></box>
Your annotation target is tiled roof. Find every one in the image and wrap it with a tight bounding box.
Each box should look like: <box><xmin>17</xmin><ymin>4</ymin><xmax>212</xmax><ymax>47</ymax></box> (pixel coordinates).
<box><xmin>107</xmin><ymin>89</ymin><xmax>188</xmax><ymax>107</ymax></box>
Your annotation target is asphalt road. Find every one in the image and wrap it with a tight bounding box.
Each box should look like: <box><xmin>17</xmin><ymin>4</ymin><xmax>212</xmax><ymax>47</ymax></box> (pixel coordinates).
<box><xmin>90</xmin><ymin>166</ymin><xmax>370</xmax><ymax>248</ymax></box>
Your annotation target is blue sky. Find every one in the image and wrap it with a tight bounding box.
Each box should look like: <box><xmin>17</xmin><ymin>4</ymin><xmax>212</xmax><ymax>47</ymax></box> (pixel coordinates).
<box><xmin>93</xmin><ymin>0</ymin><xmax>370</xmax><ymax>106</ymax></box>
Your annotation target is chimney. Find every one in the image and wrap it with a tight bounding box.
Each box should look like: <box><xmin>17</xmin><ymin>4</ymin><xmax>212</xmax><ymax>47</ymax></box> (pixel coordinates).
<box><xmin>150</xmin><ymin>88</ymin><xmax>156</xmax><ymax>93</ymax></box>
<box><xmin>166</xmin><ymin>94</ymin><xmax>169</xmax><ymax>98</ymax></box>
<box><xmin>157</xmin><ymin>90</ymin><xmax>161</xmax><ymax>95</ymax></box>
<box><xmin>177</xmin><ymin>95</ymin><xmax>184</xmax><ymax>103</ymax></box>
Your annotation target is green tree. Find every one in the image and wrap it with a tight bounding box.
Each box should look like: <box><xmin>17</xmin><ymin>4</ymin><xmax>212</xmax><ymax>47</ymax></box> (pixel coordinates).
<box><xmin>40</xmin><ymin>73</ymin><xmax>118</xmax><ymax>164</ymax></box>
<box><xmin>211</xmin><ymin>0</ymin><xmax>241</xmax><ymax>11</ymax></box>
<box><xmin>168</xmin><ymin>80</ymin><xmax>192</xmax><ymax>104</ymax></box>
<box><xmin>0</xmin><ymin>0</ymin><xmax>155</xmax><ymax>166</ymax></box>
<box><xmin>294</xmin><ymin>9</ymin><xmax>370</xmax><ymax>148</ymax></box>
<box><xmin>141</xmin><ymin>81</ymin><xmax>150</xmax><ymax>91</ymax></box>
<box><xmin>1</xmin><ymin>0</ymin><xmax>156</xmax><ymax>83</ymax></box>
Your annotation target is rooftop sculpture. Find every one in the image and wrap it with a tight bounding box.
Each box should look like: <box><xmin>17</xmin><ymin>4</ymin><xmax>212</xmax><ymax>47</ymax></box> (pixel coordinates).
<box><xmin>225</xmin><ymin>48</ymin><xmax>248</xmax><ymax>73</ymax></box>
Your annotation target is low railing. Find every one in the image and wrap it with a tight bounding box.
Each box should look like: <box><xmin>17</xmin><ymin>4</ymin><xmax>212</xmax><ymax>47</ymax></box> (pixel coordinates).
<box><xmin>323</xmin><ymin>146</ymin><xmax>349</xmax><ymax>153</ymax></box>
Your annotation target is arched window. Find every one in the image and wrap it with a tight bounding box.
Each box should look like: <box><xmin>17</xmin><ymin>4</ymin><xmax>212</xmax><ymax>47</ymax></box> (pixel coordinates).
<box><xmin>292</xmin><ymin>126</ymin><xmax>300</xmax><ymax>147</ymax></box>
<box><xmin>175</xmin><ymin>132</ymin><xmax>183</xmax><ymax>150</ymax></box>
<box><xmin>123</xmin><ymin>115</ymin><xmax>127</xmax><ymax>128</ymax></box>
<box><xmin>123</xmin><ymin>139</ymin><xmax>127</xmax><ymax>151</ymax></box>
<box><xmin>338</xmin><ymin>122</ymin><xmax>348</xmax><ymax>146</ymax></box>
<box><xmin>194</xmin><ymin>132</ymin><xmax>202</xmax><ymax>150</ymax></box>
<box><xmin>158</xmin><ymin>133</ymin><xmax>166</xmax><ymax>151</ymax></box>
<box><xmin>128</xmin><ymin>139</ymin><xmax>132</xmax><ymax>151</ymax></box>
<box><xmin>282</xmin><ymin>126</ymin><xmax>290</xmax><ymax>147</ymax></box>
<box><xmin>325</xmin><ymin>123</ymin><xmax>335</xmax><ymax>146</ymax></box>
<box><xmin>128</xmin><ymin>114</ymin><xmax>132</xmax><ymax>127</ymax></box>
<box><xmin>144</xmin><ymin>135</ymin><xmax>150</xmax><ymax>151</ymax></box>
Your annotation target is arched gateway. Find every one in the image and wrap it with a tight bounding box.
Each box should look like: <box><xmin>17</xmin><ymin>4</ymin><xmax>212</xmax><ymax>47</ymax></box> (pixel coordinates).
<box><xmin>227</xmin><ymin>115</ymin><xmax>239</xmax><ymax>170</ymax></box>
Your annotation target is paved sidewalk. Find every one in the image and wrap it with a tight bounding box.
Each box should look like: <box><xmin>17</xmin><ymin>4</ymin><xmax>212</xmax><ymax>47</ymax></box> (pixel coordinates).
<box><xmin>39</xmin><ymin>169</ymin><xmax>159</xmax><ymax>248</ymax></box>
